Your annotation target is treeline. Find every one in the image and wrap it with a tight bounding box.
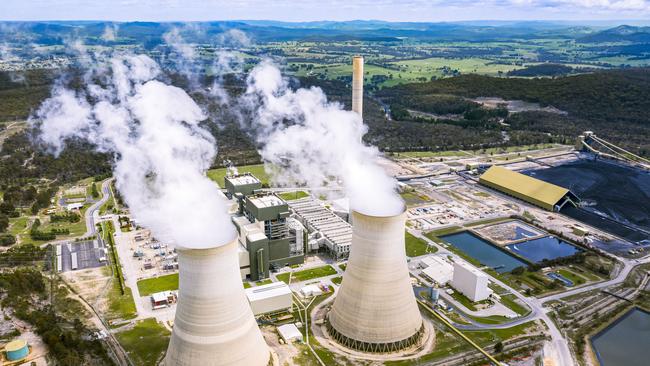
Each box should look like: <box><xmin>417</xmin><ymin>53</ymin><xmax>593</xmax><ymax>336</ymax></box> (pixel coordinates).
<box><xmin>0</xmin><ymin>267</ymin><xmax>112</xmax><ymax>364</ymax></box>
<box><xmin>377</xmin><ymin>68</ymin><xmax>650</xmax><ymax>156</ymax></box>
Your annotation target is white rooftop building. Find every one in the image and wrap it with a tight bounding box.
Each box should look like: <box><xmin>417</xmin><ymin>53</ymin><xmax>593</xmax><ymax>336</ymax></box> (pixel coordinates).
<box><xmin>245</xmin><ymin>282</ymin><xmax>293</xmax><ymax>316</ymax></box>
<box><xmin>451</xmin><ymin>262</ymin><xmax>493</xmax><ymax>302</ymax></box>
<box><xmin>277</xmin><ymin>324</ymin><xmax>303</xmax><ymax>343</ymax></box>
<box><xmin>420</xmin><ymin>255</ymin><xmax>454</xmax><ymax>285</ymax></box>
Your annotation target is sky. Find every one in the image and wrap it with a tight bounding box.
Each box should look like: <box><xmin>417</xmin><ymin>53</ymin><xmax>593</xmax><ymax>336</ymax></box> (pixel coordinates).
<box><xmin>1</xmin><ymin>0</ymin><xmax>650</xmax><ymax>22</ymax></box>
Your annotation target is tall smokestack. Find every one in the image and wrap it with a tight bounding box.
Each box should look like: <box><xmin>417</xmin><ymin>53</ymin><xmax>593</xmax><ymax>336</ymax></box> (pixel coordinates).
<box><xmin>327</xmin><ymin>209</ymin><xmax>424</xmax><ymax>352</ymax></box>
<box><xmin>165</xmin><ymin>239</ymin><xmax>270</xmax><ymax>365</ymax></box>
<box><xmin>352</xmin><ymin>56</ymin><xmax>364</xmax><ymax>119</ymax></box>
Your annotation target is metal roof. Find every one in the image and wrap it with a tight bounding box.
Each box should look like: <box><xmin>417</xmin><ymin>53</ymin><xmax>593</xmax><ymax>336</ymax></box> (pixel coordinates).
<box><xmin>245</xmin><ymin>282</ymin><xmax>292</xmax><ymax>302</ymax></box>
<box><xmin>479</xmin><ymin>166</ymin><xmax>570</xmax><ymax>211</ymax></box>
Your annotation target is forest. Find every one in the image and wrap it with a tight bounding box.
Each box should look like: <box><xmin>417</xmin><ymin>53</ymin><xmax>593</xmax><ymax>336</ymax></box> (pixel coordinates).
<box><xmin>376</xmin><ymin>67</ymin><xmax>650</xmax><ymax>156</ymax></box>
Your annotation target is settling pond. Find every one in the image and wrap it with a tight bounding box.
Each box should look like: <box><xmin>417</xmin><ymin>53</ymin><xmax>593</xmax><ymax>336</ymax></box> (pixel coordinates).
<box><xmin>591</xmin><ymin>308</ymin><xmax>650</xmax><ymax>366</ymax></box>
<box><xmin>440</xmin><ymin>232</ymin><xmax>527</xmax><ymax>273</ymax></box>
<box><xmin>506</xmin><ymin>236</ymin><xmax>582</xmax><ymax>263</ymax></box>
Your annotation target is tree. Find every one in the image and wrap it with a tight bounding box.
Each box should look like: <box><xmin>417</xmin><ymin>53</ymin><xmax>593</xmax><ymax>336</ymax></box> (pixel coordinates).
<box><xmin>0</xmin><ymin>202</ymin><xmax>17</xmax><ymax>216</ymax></box>
<box><xmin>0</xmin><ymin>214</ymin><xmax>8</xmax><ymax>232</ymax></box>
<box><xmin>511</xmin><ymin>266</ymin><xmax>525</xmax><ymax>275</ymax></box>
<box><xmin>494</xmin><ymin>341</ymin><xmax>504</xmax><ymax>353</ymax></box>
<box><xmin>91</xmin><ymin>183</ymin><xmax>99</xmax><ymax>198</ymax></box>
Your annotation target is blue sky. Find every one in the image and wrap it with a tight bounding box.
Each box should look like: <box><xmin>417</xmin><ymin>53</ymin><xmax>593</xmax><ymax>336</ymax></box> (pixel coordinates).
<box><xmin>1</xmin><ymin>0</ymin><xmax>649</xmax><ymax>22</ymax></box>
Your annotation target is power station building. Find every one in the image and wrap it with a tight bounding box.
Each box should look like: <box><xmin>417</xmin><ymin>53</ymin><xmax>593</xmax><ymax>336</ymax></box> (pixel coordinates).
<box><xmin>225</xmin><ymin>174</ymin><xmax>305</xmax><ymax>281</ymax></box>
<box><xmin>479</xmin><ymin>165</ymin><xmax>579</xmax><ymax>211</ymax></box>
<box><xmin>287</xmin><ymin>198</ymin><xmax>352</xmax><ymax>260</ymax></box>
<box><xmin>451</xmin><ymin>262</ymin><xmax>492</xmax><ymax>302</ymax></box>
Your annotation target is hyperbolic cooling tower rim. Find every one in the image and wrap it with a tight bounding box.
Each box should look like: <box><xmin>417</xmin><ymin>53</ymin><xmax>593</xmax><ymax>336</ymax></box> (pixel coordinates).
<box><xmin>351</xmin><ymin>204</ymin><xmax>407</xmax><ymax>219</ymax></box>
<box><xmin>171</xmin><ymin>230</ymin><xmax>239</xmax><ymax>251</ymax></box>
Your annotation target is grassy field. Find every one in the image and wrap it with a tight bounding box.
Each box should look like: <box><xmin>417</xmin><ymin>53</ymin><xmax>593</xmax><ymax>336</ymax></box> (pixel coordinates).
<box><xmin>103</xmin><ymin>267</ymin><xmax>138</xmax><ymax>322</ymax></box>
<box><xmin>292</xmin><ymin>57</ymin><xmax>524</xmax><ymax>87</ymax></box>
<box><xmin>278</xmin><ymin>191</ymin><xmax>309</xmax><ymax>201</ymax></box>
<box><xmin>206</xmin><ymin>164</ymin><xmax>270</xmax><ymax>187</ymax></box>
<box><xmin>405</xmin><ymin>232</ymin><xmax>437</xmax><ymax>257</ymax></box>
<box><xmin>556</xmin><ymin>268</ymin><xmax>587</xmax><ymax>286</ymax></box>
<box><xmin>137</xmin><ymin>273</ymin><xmax>179</xmax><ymax>296</ymax></box>
<box><xmin>276</xmin><ymin>265</ymin><xmax>337</xmax><ymax>283</ymax></box>
<box><xmin>392</xmin><ymin>143</ymin><xmax>561</xmax><ymax>160</ymax></box>
<box><xmin>115</xmin><ymin>318</ymin><xmax>170</xmax><ymax>366</ymax></box>
<box><xmin>400</xmin><ymin>191</ymin><xmax>429</xmax><ymax>206</ymax></box>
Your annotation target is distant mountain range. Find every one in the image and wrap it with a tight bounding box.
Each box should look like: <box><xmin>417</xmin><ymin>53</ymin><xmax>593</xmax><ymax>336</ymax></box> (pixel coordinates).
<box><xmin>0</xmin><ymin>20</ymin><xmax>649</xmax><ymax>45</ymax></box>
<box><xmin>578</xmin><ymin>25</ymin><xmax>650</xmax><ymax>43</ymax></box>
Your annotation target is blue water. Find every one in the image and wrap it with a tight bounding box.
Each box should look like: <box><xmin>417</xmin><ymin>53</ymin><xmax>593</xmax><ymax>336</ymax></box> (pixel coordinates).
<box><xmin>440</xmin><ymin>232</ymin><xmax>528</xmax><ymax>273</ymax></box>
<box><xmin>547</xmin><ymin>272</ymin><xmax>573</xmax><ymax>287</ymax></box>
<box><xmin>512</xmin><ymin>225</ymin><xmax>538</xmax><ymax>240</ymax></box>
<box><xmin>506</xmin><ymin>236</ymin><xmax>582</xmax><ymax>263</ymax></box>
<box><xmin>591</xmin><ymin>308</ymin><xmax>650</xmax><ymax>366</ymax></box>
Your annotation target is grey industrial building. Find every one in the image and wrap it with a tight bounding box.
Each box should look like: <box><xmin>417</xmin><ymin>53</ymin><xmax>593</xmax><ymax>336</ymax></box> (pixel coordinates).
<box><xmin>225</xmin><ymin>174</ymin><xmax>305</xmax><ymax>281</ymax></box>
<box><xmin>288</xmin><ymin>198</ymin><xmax>352</xmax><ymax>260</ymax></box>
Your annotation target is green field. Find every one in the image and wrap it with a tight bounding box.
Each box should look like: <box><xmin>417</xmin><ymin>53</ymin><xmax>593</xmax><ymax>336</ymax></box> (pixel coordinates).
<box><xmin>276</xmin><ymin>265</ymin><xmax>337</xmax><ymax>283</ymax></box>
<box><xmin>405</xmin><ymin>232</ymin><xmax>437</xmax><ymax>257</ymax></box>
<box><xmin>400</xmin><ymin>191</ymin><xmax>429</xmax><ymax>206</ymax></box>
<box><xmin>137</xmin><ymin>273</ymin><xmax>179</xmax><ymax>296</ymax></box>
<box><xmin>116</xmin><ymin>318</ymin><xmax>170</xmax><ymax>366</ymax></box>
<box><xmin>292</xmin><ymin>57</ymin><xmax>524</xmax><ymax>87</ymax></box>
<box><xmin>278</xmin><ymin>191</ymin><xmax>309</xmax><ymax>201</ymax></box>
<box><xmin>103</xmin><ymin>267</ymin><xmax>138</xmax><ymax>322</ymax></box>
<box><xmin>206</xmin><ymin>164</ymin><xmax>270</xmax><ymax>187</ymax></box>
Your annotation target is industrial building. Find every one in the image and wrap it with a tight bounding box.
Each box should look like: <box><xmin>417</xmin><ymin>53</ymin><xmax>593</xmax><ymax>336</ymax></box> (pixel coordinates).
<box><xmin>245</xmin><ymin>281</ymin><xmax>293</xmax><ymax>316</ymax></box>
<box><xmin>479</xmin><ymin>165</ymin><xmax>579</xmax><ymax>211</ymax></box>
<box><xmin>328</xmin><ymin>209</ymin><xmax>424</xmax><ymax>353</ymax></box>
<box><xmin>421</xmin><ymin>255</ymin><xmax>454</xmax><ymax>285</ymax></box>
<box><xmin>288</xmin><ymin>198</ymin><xmax>352</xmax><ymax>260</ymax></box>
<box><xmin>226</xmin><ymin>174</ymin><xmax>305</xmax><ymax>281</ymax></box>
<box><xmin>277</xmin><ymin>324</ymin><xmax>303</xmax><ymax>343</ymax></box>
<box><xmin>451</xmin><ymin>262</ymin><xmax>493</xmax><ymax>302</ymax></box>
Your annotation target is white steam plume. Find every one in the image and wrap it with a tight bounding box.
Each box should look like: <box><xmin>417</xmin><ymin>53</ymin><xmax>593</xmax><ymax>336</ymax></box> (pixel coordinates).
<box><xmin>242</xmin><ymin>60</ymin><xmax>404</xmax><ymax>217</ymax></box>
<box><xmin>33</xmin><ymin>52</ymin><xmax>236</xmax><ymax>249</ymax></box>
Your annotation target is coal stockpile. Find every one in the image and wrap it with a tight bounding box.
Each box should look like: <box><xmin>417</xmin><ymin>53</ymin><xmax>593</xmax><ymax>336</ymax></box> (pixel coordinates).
<box><xmin>525</xmin><ymin>159</ymin><xmax>650</xmax><ymax>243</ymax></box>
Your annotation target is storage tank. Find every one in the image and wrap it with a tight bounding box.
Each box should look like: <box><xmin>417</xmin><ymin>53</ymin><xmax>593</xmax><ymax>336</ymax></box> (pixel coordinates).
<box><xmin>5</xmin><ymin>339</ymin><xmax>29</xmax><ymax>361</ymax></box>
<box><xmin>164</xmin><ymin>238</ymin><xmax>270</xmax><ymax>366</ymax></box>
<box><xmin>327</xmin><ymin>209</ymin><xmax>424</xmax><ymax>352</ymax></box>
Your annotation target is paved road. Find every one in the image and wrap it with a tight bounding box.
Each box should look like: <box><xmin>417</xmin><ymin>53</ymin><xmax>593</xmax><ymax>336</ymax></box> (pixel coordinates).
<box><xmin>408</xmin><ymin>229</ymin><xmax>574</xmax><ymax>366</ymax></box>
<box><xmin>83</xmin><ymin>179</ymin><xmax>114</xmax><ymax>237</ymax></box>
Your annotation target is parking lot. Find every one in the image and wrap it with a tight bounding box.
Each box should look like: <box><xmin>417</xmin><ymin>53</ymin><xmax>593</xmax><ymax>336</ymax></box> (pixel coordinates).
<box><xmin>57</xmin><ymin>239</ymin><xmax>108</xmax><ymax>272</ymax></box>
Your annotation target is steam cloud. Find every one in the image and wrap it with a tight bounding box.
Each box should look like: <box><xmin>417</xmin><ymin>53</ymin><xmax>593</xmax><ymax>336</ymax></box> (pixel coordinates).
<box><xmin>34</xmin><ymin>53</ymin><xmax>236</xmax><ymax>249</ymax></box>
<box><xmin>242</xmin><ymin>60</ymin><xmax>404</xmax><ymax>217</ymax></box>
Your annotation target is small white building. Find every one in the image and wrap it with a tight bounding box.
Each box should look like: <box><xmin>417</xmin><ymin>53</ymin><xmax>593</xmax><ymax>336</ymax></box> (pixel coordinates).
<box><xmin>245</xmin><ymin>282</ymin><xmax>293</xmax><ymax>316</ymax></box>
<box><xmin>451</xmin><ymin>262</ymin><xmax>492</xmax><ymax>302</ymax></box>
<box><xmin>421</xmin><ymin>255</ymin><xmax>454</xmax><ymax>285</ymax></box>
<box><xmin>277</xmin><ymin>323</ymin><xmax>303</xmax><ymax>343</ymax></box>
<box><xmin>300</xmin><ymin>284</ymin><xmax>323</xmax><ymax>297</ymax></box>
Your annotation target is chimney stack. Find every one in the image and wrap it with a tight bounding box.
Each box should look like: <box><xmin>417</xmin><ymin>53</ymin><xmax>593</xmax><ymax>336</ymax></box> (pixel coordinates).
<box><xmin>352</xmin><ymin>56</ymin><xmax>364</xmax><ymax>119</ymax></box>
<box><xmin>165</xmin><ymin>239</ymin><xmax>270</xmax><ymax>366</ymax></box>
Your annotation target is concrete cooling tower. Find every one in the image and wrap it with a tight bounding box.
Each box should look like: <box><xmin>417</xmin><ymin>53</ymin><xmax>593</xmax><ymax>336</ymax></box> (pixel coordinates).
<box><xmin>352</xmin><ymin>55</ymin><xmax>364</xmax><ymax>118</ymax></box>
<box><xmin>327</xmin><ymin>209</ymin><xmax>424</xmax><ymax>353</ymax></box>
<box><xmin>165</xmin><ymin>238</ymin><xmax>270</xmax><ymax>366</ymax></box>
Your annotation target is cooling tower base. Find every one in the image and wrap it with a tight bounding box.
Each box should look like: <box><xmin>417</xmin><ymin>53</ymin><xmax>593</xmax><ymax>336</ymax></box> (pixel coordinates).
<box><xmin>326</xmin><ymin>320</ymin><xmax>425</xmax><ymax>353</ymax></box>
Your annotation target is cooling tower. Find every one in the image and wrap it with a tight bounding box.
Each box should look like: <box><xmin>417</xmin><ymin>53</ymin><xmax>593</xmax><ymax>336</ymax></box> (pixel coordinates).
<box><xmin>327</xmin><ymin>209</ymin><xmax>424</xmax><ymax>353</ymax></box>
<box><xmin>352</xmin><ymin>56</ymin><xmax>364</xmax><ymax>118</ymax></box>
<box><xmin>165</xmin><ymin>238</ymin><xmax>270</xmax><ymax>366</ymax></box>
